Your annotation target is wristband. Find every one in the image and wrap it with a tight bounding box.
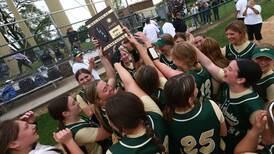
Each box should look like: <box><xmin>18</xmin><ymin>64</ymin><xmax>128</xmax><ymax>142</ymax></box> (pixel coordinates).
<box><xmin>147</xmin><ymin>47</ymin><xmax>159</xmax><ymax>60</ymax></box>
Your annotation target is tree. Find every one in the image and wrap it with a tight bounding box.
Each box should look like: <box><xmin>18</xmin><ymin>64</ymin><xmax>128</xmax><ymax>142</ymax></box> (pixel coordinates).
<box><xmin>0</xmin><ymin>0</ymin><xmax>54</xmax><ymax>52</ymax></box>
<box><xmin>77</xmin><ymin>25</ymin><xmax>88</xmax><ymax>43</ymax></box>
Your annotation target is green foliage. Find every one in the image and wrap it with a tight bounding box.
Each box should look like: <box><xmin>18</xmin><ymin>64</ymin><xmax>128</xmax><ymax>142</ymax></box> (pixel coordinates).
<box><xmin>77</xmin><ymin>25</ymin><xmax>89</xmax><ymax>43</ymax></box>
<box><xmin>0</xmin><ymin>1</ymin><xmax>53</xmax><ymax>50</ymax></box>
<box><xmin>81</xmin><ymin>41</ymin><xmax>94</xmax><ymax>51</ymax></box>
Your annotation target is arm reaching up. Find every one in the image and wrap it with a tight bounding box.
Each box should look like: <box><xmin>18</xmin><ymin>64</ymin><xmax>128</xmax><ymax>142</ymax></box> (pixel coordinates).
<box><xmin>92</xmin><ymin>37</ymin><xmax>116</xmax><ymax>87</ymax></box>
<box><xmin>126</xmin><ymin>33</ymin><xmax>165</xmax><ymax>78</ymax></box>
<box><xmin>133</xmin><ymin>32</ymin><xmax>182</xmax><ymax>78</ymax></box>
<box><xmin>193</xmin><ymin>45</ymin><xmax>224</xmax><ymax>82</ymax></box>
<box><xmin>114</xmin><ymin>63</ymin><xmax>162</xmax><ymax>115</ymax></box>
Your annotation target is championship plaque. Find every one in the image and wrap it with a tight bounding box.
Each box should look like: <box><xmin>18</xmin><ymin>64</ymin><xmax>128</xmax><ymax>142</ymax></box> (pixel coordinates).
<box><xmin>85</xmin><ymin>7</ymin><xmax>127</xmax><ymax>54</ymax></box>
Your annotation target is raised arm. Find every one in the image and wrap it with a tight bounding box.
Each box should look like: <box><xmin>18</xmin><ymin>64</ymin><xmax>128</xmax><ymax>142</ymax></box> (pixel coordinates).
<box><xmin>194</xmin><ymin>45</ymin><xmax>224</xmax><ymax>82</ymax></box>
<box><xmin>114</xmin><ymin>63</ymin><xmax>145</xmax><ymax>97</ymax></box>
<box><xmin>127</xmin><ymin>32</ymin><xmax>164</xmax><ymax>78</ymax></box>
<box><xmin>114</xmin><ymin>62</ymin><xmax>162</xmax><ymax>115</ymax></box>
<box><xmin>133</xmin><ymin>32</ymin><xmax>182</xmax><ymax>78</ymax></box>
<box><xmin>99</xmin><ymin>51</ymin><xmax>115</xmax><ymax>87</ymax></box>
<box><xmin>153</xmin><ymin>59</ymin><xmax>182</xmax><ymax>78</ymax></box>
<box><xmin>93</xmin><ymin>38</ymin><xmax>116</xmax><ymax>87</ymax></box>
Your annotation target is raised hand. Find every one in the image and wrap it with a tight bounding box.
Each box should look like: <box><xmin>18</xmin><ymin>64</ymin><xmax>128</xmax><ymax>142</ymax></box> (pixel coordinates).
<box><xmin>252</xmin><ymin>110</ymin><xmax>267</xmax><ymax>134</ymax></box>
<box><xmin>122</xmin><ymin>26</ymin><xmax>131</xmax><ymax>35</ymax></box>
<box><xmin>91</xmin><ymin>37</ymin><xmax>100</xmax><ymax>48</ymax></box>
<box><xmin>19</xmin><ymin>111</ymin><xmax>36</xmax><ymax>124</ymax></box>
<box><xmin>53</xmin><ymin>128</ymin><xmax>73</xmax><ymax>144</ymax></box>
<box><xmin>134</xmin><ymin>32</ymin><xmax>149</xmax><ymax>43</ymax></box>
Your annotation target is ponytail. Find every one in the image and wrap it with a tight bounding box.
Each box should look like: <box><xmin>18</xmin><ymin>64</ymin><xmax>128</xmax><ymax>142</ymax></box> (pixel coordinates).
<box><xmin>163</xmin><ymin>105</ymin><xmax>175</xmax><ymax>122</ymax></box>
<box><xmin>144</xmin><ymin>117</ymin><xmax>165</xmax><ymax>153</ymax></box>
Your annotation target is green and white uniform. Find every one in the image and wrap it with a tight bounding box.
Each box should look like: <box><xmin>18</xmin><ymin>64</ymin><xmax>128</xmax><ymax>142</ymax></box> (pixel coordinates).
<box><xmin>65</xmin><ymin>117</ymin><xmax>103</xmax><ymax>154</ymax></box>
<box><xmin>160</xmin><ymin>54</ymin><xmax>177</xmax><ymax>70</ymax></box>
<box><xmin>107</xmin><ymin>112</ymin><xmax>166</xmax><ymax>154</ymax></box>
<box><xmin>168</xmin><ymin>99</ymin><xmax>225</xmax><ymax>154</ymax></box>
<box><xmin>225</xmin><ymin>42</ymin><xmax>256</xmax><ymax>60</ymax></box>
<box><xmin>151</xmin><ymin>77</ymin><xmax>168</xmax><ymax>110</ymax></box>
<box><xmin>106</xmin><ymin>95</ymin><xmax>167</xmax><ymax>154</ymax></box>
<box><xmin>219</xmin><ymin>84</ymin><xmax>264</xmax><ymax>153</ymax></box>
<box><xmin>257</xmin><ymin>144</ymin><xmax>274</xmax><ymax>154</ymax></box>
<box><xmin>255</xmin><ymin>70</ymin><xmax>274</xmax><ymax>102</ymax></box>
<box><xmin>186</xmin><ymin>67</ymin><xmax>213</xmax><ymax>102</ymax></box>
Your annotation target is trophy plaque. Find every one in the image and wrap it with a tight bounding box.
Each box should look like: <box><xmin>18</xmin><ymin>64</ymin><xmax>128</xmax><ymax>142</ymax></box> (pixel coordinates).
<box><xmin>86</xmin><ymin>7</ymin><xmax>127</xmax><ymax>54</ymax></box>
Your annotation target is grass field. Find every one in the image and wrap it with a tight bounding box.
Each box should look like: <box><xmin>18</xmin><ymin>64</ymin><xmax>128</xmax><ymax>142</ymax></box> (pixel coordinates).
<box><xmin>36</xmin><ymin>0</ymin><xmax>274</xmax><ymax>145</ymax></box>
<box><xmin>36</xmin><ymin>112</ymin><xmax>58</xmax><ymax>145</ymax></box>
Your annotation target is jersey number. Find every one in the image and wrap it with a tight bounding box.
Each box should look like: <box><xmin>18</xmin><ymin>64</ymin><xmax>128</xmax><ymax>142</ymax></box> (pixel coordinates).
<box><xmin>180</xmin><ymin>129</ymin><xmax>215</xmax><ymax>154</ymax></box>
<box><xmin>199</xmin><ymin>79</ymin><xmax>211</xmax><ymax>102</ymax></box>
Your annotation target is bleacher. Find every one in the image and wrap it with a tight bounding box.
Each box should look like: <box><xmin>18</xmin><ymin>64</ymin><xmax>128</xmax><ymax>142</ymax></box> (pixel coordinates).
<box><xmin>0</xmin><ymin>50</ymin><xmax>106</xmax><ymax>119</ymax></box>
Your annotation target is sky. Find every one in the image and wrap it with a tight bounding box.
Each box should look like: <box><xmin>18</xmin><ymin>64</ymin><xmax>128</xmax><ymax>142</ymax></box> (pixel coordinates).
<box><xmin>35</xmin><ymin>0</ymin><xmax>162</xmax><ymax>30</ymax></box>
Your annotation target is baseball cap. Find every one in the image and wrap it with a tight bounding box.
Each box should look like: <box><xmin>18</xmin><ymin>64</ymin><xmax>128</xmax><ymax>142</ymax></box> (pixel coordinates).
<box><xmin>154</xmin><ymin>39</ymin><xmax>166</xmax><ymax>48</ymax></box>
<box><xmin>252</xmin><ymin>47</ymin><xmax>274</xmax><ymax>60</ymax></box>
<box><xmin>72</xmin><ymin>49</ymin><xmax>83</xmax><ymax>57</ymax></box>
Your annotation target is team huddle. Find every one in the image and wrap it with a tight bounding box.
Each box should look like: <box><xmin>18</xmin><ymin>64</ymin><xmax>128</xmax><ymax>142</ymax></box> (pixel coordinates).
<box><xmin>0</xmin><ymin>20</ymin><xmax>273</xmax><ymax>154</ymax></box>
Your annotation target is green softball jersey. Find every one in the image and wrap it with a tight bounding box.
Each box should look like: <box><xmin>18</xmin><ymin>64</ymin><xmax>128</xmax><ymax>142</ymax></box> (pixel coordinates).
<box><xmin>219</xmin><ymin>84</ymin><xmax>264</xmax><ymax>153</ymax></box>
<box><xmin>65</xmin><ymin>117</ymin><xmax>102</xmax><ymax>154</ymax></box>
<box><xmin>186</xmin><ymin>67</ymin><xmax>213</xmax><ymax>102</ymax></box>
<box><xmin>159</xmin><ymin>54</ymin><xmax>177</xmax><ymax>70</ymax></box>
<box><xmin>168</xmin><ymin>99</ymin><xmax>224</xmax><ymax>154</ymax></box>
<box><xmin>255</xmin><ymin>71</ymin><xmax>274</xmax><ymax>102</ymax></box>
<box><xmin>257</xmin><ymin>144</ymin><xmax>274</xmax><ymax>154</ymax></box>
<box><xmin>152</xmin><ymin>77</ymin><xmax>168</xmax><ymax>110</ymax></box>
<box><xmin>225</xmin><ymin>42</ymin><xmax>256</xmax><ymax>60</ymax></box>
<box><xmin>106</xmin><ymin>112</ymin><xmax>167</xmax><ymax>154</ymax></box>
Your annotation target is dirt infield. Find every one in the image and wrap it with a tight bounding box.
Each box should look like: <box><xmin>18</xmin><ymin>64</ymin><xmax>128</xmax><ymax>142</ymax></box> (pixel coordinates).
<box><xmin>261</xmin><ymin>16</ymin><xmax>274</xmax><ymax>45</ymax></box>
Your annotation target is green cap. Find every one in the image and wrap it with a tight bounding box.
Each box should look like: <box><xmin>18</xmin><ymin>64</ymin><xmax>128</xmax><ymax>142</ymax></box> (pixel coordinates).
<box><xmin>72</xmin><ymin>49</ymin><xmax>83</xmax><ymax>57</ymax></box>
<box><xmin>252</xmin><ymin>47</ymin><xmax>274</xmax><ymax>60</ymax></box>
<box><xmin>154</xmin><ymin>39</ymin><xmax>166</xmax><ymax>47</ymax></box>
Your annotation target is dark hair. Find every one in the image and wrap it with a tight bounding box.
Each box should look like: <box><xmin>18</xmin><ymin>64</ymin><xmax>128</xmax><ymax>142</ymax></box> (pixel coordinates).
<box><xmin>236</xmin><ymin>59</ymin><xmax>262</xmax><ymax>88</ymax></box>
<box><xmin>48</xmin><ymin>95</ymin><xmax>69</xmax><ymax>130</ymax></box>
<box><xmin>106</xmin><ymin>92</ymin><xmax>145</xmax><ymax>130</ymax></box>
<box><xmin>174</xmin><ymin>32</ymin><xmax>187</xmax><ymax>41</ymax></box>
<box><xmin>160</xmin><ymin>34</ymin><xmax>174</xmax><ymax>46</ymax></box>
<box><xmin>0</xmin><ymin>120</ymin><xmax>19</xmax><ymax>154</ymax></box>
<box><xmin>105</xmin><ymin>92</ymin><xmax>165</xmax><ymax>152</ymax></box>
<box><xmin>74</xmin><ymin>68</ymin><xmax>92</xmax><ymax>82</ymax></box>
<box><xmin>145</xmin><ymin>18</ymin><xmax>150</xmax><ymax>24</ymax></box>
<box><xmin>164</xmin><ymin>74</ymin><xmax>196</xmax><ymax>121</ymax></box>
<box><xmin>135</xmin><ymin>65</ymin><xmax>160</xmax><ymax>99</ymax></box>
<box><xmin>201</xmin><ymin>37</ymin><xmax>229</xmax><ymax>68</ymax></box>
